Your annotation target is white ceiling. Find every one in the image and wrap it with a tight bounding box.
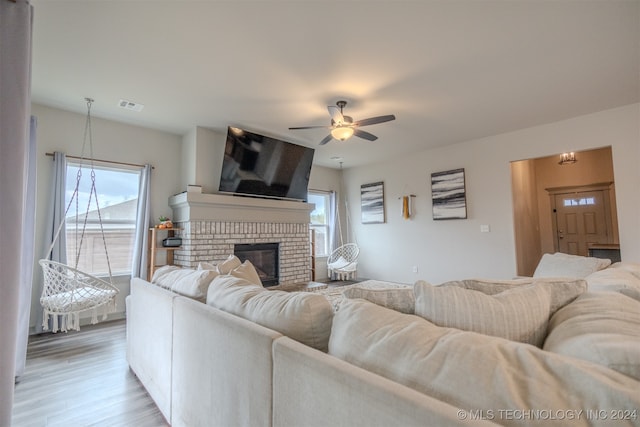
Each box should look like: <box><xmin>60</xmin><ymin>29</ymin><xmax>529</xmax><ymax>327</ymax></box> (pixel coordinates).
<box><xmin>30</xmin><ymin>1</ymin><xmax>639</xmax><ymax>168</ymax></box>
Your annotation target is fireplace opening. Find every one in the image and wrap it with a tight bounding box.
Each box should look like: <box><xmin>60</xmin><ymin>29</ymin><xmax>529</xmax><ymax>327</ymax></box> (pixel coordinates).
<box><xmin>234</xmin><ymin>243</ymin><xmax>279</xmax><ymax>287</ymax></box>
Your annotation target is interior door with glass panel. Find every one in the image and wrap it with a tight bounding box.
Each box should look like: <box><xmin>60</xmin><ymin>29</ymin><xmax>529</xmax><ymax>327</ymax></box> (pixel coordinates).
<box><xmin>553</xmin><ymin>190</ymin><xmax>609</xmax><ymax>256</ymax></box>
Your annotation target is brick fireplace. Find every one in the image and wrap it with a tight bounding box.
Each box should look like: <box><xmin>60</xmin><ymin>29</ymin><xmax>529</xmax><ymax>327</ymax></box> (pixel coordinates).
<box><xmin>168</xmin><ymin>192</ymin><xmax>314</xmax><ymax>285</ymax></box>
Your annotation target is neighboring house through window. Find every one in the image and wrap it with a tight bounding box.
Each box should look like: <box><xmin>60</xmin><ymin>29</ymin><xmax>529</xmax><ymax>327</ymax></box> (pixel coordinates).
<box><xmin>308</xmin><ymin>191</ymin><xmax>331</xmax><ymax>257</ymax></box>
<box><xmin>65</xmin><ymin>162</ymin><xmax>141</xmax><ymax>275</ymax></box>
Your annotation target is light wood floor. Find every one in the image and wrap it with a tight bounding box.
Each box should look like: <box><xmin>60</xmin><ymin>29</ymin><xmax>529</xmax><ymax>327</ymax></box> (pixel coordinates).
<box><xmin>12</xmin><ymin>320</ymin><xmax>168</xmax><ymax>427</ymax></box>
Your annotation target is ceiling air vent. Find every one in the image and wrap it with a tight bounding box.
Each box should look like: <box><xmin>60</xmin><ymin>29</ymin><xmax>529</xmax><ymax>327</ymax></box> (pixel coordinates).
<box><xmin>118</xmin><ymin>99</ymin><xmax>144</xmax><ymax>112</ymax></box>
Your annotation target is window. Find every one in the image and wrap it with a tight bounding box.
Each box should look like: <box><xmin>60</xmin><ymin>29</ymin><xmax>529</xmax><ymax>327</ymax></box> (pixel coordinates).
<box><xmin>563</xmin><ymin>197</ymin><xmax>595</xmax><ymax>207</ymax></box>
<box><xmin>308</xmin><ymin>191</ymin><xmax>331</xmax><ymax>257</ymax></box>
<box><xmin>65</xmin><ymin>162</ymin><xmax>141</xmax><ymax>275</ymax></box>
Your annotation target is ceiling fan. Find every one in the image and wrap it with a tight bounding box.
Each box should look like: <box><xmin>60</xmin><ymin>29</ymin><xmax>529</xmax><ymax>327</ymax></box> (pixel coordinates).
<box><xmin>289</xmin><ymin>100</ymin><xmax>396</xmax><ymax>145</ymax></box>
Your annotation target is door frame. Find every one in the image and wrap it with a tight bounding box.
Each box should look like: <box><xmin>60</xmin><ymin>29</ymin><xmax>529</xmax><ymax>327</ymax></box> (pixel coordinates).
<box><xmin>546</xmin><ymin>182</ymin><xmax>615</xmax><ymax>253</ymax></box>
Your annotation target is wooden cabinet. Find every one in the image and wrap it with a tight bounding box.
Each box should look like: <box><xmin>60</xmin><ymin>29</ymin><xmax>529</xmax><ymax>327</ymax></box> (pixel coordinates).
<box><xmin>148</xmin><ymin>227</ymin><xmax>182</xmax><ymax>279</ymax></box>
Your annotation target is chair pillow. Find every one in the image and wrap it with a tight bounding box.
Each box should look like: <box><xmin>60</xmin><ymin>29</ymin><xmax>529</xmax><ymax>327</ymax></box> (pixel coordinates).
<box><xmin>329</xmin><ymin>299</ymin><xmax>640</xmax><ymax>425</ymax></box>
<box><xmin>342</xmin><ymin>286</ymin><xmax>415</xmax><ymax>314</ymax></box>
<box><xmin>414</xmin><ymin>279</ymin><xmax>586</xmax><ymax>346</ymax></box>
<box><xmin>533</xmin><ymin>252</ymin><xmax>610</xmax><ymax>278</ymax></box>
<box><xmin>544</xmin><ymin>291</ymin><xmax>640</xmax><ymax>381</ymax></box>
<box><xmin>207</xmin><ymin>275</ymin><xmax>333</xmax><ymax>351</ymax></box>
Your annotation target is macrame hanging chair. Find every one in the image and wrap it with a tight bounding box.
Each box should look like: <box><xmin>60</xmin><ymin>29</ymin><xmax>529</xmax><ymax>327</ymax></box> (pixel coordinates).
<box><xmin>39</xmin><ymin>98</ymin><xmax>118</xmax><ymax>333</ymax></box>
<box><xmin>327</xmin><ymin>181</ymin><xmax>360</xmax><ymax>280</ymax></box>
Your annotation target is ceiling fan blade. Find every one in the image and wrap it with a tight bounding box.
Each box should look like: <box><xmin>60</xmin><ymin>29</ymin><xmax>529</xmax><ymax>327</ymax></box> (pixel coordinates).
<box><xmin>319</xmin><ymin>134</ymin><xmax>334</xmax><ymax>145</ymax></box>
<box><xmin>328</xmin><ymin>106</ymin><xmax>345</xmax><ymax>125</ymax></box>
<box><xmin>353</xmin><ymin>114</ymin><xmax>396</xmax><ymax>127</ymax></box>
<box><xmin>353</xmin><ymin>129</ymin><xmax>378</xmax><ymax>141</ymax></box>
<box><xmin>289</xmin><ymin>125</ymin><xmax>331</xmax><ymax>130</ymax></box>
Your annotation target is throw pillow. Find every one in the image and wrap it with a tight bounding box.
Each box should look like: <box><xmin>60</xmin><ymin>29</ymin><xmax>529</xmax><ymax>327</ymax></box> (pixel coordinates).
<box><xmin>414</xmin><ymin>279</ymin><xmax>586</xmax><ymax>346</ymax></box>
<box><xmin>442</xmin><ymin>278</ymin><xmax>588</xmax><ymax>313</ymax></box>
<box><xmin>207</xmin><ymin>275</ymin><xmax>333</xmax><ymax>351</ymax></box>
<box><xmin>544</xmin><ymin>291</ymin><xmax>640</xmax><ymax>381</ymax></box>
<box><xmin>329</xmin><ymin>299</ymin><xmax>640</xmax><ymax>425</ymax></box>
<box><xmin>217</xmin><ymin>254</ymin><xmax>242</xmax><ymax>274</ymax></box>
<box><xmin>150</xmin><ymin>265</ymin><xmax>181</xmax><ymax>289</ymax></box>
<box><xmin>230</xmin><ymin>260</ymin><xmax>263</xmax><ymax>286</ymax></box>
<box><xmin>533</xmin><ymin>252</ymin><xmax>610</xmax><ymax>278</ymax></box>
<box><xmin>342</xmin><ymin>286</ymin><xmax>415</xmax><ymax>314</ymax></box>
<box><xmin>171</xmin><ymin>268</ymin><xmax>219</xmax><ymax>301</ymax></box>
<box><xmin>197</xmin><ymin>261</ymin><xmax>217</xmax><ymax>271</ymax></box>
<box><xmin>585</xmin><ymin>267</ymin><xmax>640</xmax><ymax>297</ymax></box>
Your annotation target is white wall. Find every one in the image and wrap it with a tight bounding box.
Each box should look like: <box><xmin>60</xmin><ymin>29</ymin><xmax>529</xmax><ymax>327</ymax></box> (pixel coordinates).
<box><xmin>30</xmin><ymin>104</ymin><xmax>182</xmax><ymax>330</ymax></box>
<box><xmin>343</xmin><ymin>104</ymin><xmax>640</xmax><ymax>285</ymax></box>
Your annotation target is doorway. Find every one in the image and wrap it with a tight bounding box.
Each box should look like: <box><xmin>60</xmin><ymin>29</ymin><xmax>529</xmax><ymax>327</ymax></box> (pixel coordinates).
<box><xmin>548</xmin><ymin>184</ymin><xmax>616</xmax><ymax>256</ymax></box>
<box><xmin>510</xmin><ymin>147</ymin><xmax>620</xmax><ymax>276</ymax></box>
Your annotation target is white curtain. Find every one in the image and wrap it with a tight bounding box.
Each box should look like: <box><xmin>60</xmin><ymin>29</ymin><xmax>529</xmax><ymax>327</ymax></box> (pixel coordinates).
<box><xmin>329</xmin><ymin>191</ymin><xmax>339</xmax><ymax>253</ymax></box>
<box><xmin>0</xmin><ymin>0</ymin><xmax>33</xmax><ymax>424</ymax></box>
<box><xmin>15</xmin><ymin>117</ymin><xmax>37</xmax><ymax>379</ymax></box>
<box><xmin>131</xmin><ymin>164</ymin><xmax>152</xmax><ymax>279</ymax></box>
<box><xmin>35</xmin><ymin>152</ymin><xmax>67</xmax><ymax>333</ymax></box>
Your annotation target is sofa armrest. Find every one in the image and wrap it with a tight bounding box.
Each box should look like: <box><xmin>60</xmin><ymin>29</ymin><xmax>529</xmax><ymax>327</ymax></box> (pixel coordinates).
<box><xmin>126</xmin><ymin>278</ymin><xmax>178</xmax><ymax>422</ymax></box>
<box><xmin>272</xmin><ymin>337</ymin><xmax>499</xmax><ymax>427</ymax></box>
<box><xmin>171</xmin><ymin>297</ymin><xmax>282</xmax><ymax>427</ymax></box>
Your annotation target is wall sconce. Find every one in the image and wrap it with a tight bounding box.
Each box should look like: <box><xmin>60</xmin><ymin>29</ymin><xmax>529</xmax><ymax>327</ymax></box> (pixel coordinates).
<box><xmin>399</xmin><ymin>195</ymin><xmax>416</xmax><ymax>219</ymax></box>
<box><xmin>559</xmin><ymin>152</ymin><xmax>577</xmax><ymax>165</ymax></box>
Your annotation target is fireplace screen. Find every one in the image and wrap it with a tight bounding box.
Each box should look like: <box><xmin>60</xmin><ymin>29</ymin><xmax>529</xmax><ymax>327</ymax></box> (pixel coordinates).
<box><xmin>234</xmin><ymin>243</ymin><xmax>279</xmax><ymax>286</ymax></box>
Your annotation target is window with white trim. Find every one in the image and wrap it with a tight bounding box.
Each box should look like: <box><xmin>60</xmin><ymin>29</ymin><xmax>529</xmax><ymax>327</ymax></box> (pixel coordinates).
<box><xmin>65</xmin><ymin>162</ymin><xmax>141</xmax><ymax>275</ymax></box>
<box><xmin>308</xmin><ymin>191</ymin><xmax>331</xmax><ymax>257</ymax></box>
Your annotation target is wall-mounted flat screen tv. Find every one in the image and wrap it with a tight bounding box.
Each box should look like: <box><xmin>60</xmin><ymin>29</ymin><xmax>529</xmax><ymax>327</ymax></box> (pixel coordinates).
<box><xmin>218</xmin><ymin>126</ymin><xmax>315</xmax><ymax>202</ymax></box>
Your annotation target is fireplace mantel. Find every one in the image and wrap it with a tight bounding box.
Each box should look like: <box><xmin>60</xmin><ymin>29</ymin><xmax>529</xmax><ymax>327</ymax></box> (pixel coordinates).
<box><xmin>169</xmin><ymin>192</ymin><xmax>314</xmax><ymax>223</ymax></box>
<box><xmin>168</xmin><ymin>192</ymin><xmax>313</xmax><ymax>285</ymax></box>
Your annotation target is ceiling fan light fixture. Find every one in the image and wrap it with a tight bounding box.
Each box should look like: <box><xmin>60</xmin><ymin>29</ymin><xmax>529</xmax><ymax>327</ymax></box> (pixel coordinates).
<box><xmin>331</xmin><ymin>126</ymin><xmax>354</xmax><ymax>141</ymax></box>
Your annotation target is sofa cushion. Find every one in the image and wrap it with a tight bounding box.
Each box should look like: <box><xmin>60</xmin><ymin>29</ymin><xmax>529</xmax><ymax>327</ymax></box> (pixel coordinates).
<box><xmin>414</xmin><ymin>279</ymin><xmax>586</xmax><ymax>346</ymax></box>
<box><xmin>230</xmin><ymin>260</ymin><xmax>263</xmax><ymax>286</ymax></box>
<box><xmin>342</xmin><ymin>286</ymin><xmax>415</xmax><ymax>314</ymax></box>
<box><xmin>150</xmin><ymin>265</ymin><xmax>182</xmax><ymax>289</ymax></box>
<box><xmin>533</xmin><ymin>252</ymin><xmax>610</xmax><ymax>278</ymax></box>
<box><xmin>544</xmin><ymin>291</ymin><xmax>640</xmax><ymax>381</ymax></box>
<box><xmin>171</xmin><ymin>269</ymin><xmax>219</xmax><ymax>301</ymax></box>
<box><xmin>585</xmin><ymin>266</ymin><xmax>640</xmax><ymax>296</ymax></box>
<box><xmin>329</xmin><ymin>299</ymin><xmax>640</xmax><ymax>427</ymax></box>
<box><xmin>207</xmin><ymin>275</ymin><xmax>333</xmax><ymax>351</ymax></box>
<box><xmin>150</xmin><ymin>265</ymin><xmax>218</xmax><ymax>300</ymax></box>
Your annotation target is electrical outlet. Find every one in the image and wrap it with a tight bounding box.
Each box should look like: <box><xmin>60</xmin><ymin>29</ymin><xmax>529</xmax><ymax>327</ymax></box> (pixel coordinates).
<box><xmin>412</xmin><ymin>266</ymin><xmax>418</xmax><ymax>273</ymax></box>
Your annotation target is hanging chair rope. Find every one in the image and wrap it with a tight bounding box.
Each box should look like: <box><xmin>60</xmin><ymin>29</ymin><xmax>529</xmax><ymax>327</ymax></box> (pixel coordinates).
<box><xmin>40</xmin><ymin>98</ymin><xmax>118</xmax><ymax>332</ymax></box>
<box><xmin>328</xmin><ymin>165</ymin><xmax>359</xmax><ymax>280</ymax></box>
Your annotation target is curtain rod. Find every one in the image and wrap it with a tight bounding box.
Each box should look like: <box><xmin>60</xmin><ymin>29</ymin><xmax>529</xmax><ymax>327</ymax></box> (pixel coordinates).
<box><xmin>45</xmin><ymin>152</ymin><xmax>154</xmax><ymax>169</ymax></box>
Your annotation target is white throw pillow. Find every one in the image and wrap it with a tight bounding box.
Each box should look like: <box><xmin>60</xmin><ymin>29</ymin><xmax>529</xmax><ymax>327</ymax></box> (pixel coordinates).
<box><xmin>329</xmin><ymin>299</ymin><xmax>640</xmax><ymax>426</ymax></box>
<box><xmin>230</xmin><ymin>260</ymin><xmax>263</xmax><ymax>286</ymax></box>
<box><xmin>585</xmin><ymin>267</ymin><xmax>640</xmax><ymax>295</ymax></box>
<box><xmin>171</xmin><ymin>269</ymin><xmax>219</xmax><ymax>301</ymax></box>
<box><xmin>544</xmin><ymin>291</ymin><xmax>640</xmax><ymax>381</ymax></box>
<box><xmin>342</xmin><ymin>286</ymin><xmax>415</xmax><ymax>314</ymax></box>
<box><xmin>207</xmin><ymin>275</ymin><xmax>333</xmax><ymax>351</ymax></box>
<box><xmin>442</xmin><ymin>278</ymin><xmax>588</xmax><ymax>313</ymax></box>
<box><xmin>217</xmin><ymin>254</ymin><xmax>242</xmax><ymax>274</ymax></box>
<box><xmin>414</xmin><ymin>279</ymin><xmax>586</xmax><ymax>346</ymax></box>
<box><xmin>197</xmin><ymin>261</ymin><xmax>217</xmax><ymax>271</ymax></box>
<box><xmin>151</xmin><ymin>266</ymin><xmax>188</xmax><ymax>289</ymax></box>
<box><xmin>533</xmin><ymin>252</ymin><xmax>610</xmax><ymax>278</ymax></box>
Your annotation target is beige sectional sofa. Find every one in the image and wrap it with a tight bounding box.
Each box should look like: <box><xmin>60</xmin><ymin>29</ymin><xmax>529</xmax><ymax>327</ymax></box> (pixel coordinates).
<box><xmin>126</xmin><ymin>254</ymin><xmax>640</xmax><ymax>427</ymax></box>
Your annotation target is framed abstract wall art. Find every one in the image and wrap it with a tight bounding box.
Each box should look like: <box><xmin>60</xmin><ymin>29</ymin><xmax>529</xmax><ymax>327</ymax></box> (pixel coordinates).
<box><xmin>361</xmin><ymin>181</ymin><xmax>385</xmax><ymax>224</ymax></box>
<box><xmin>431</xmin><ymin>168</ymin><xmax>467</xmax><ymax>220</ymax></box>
